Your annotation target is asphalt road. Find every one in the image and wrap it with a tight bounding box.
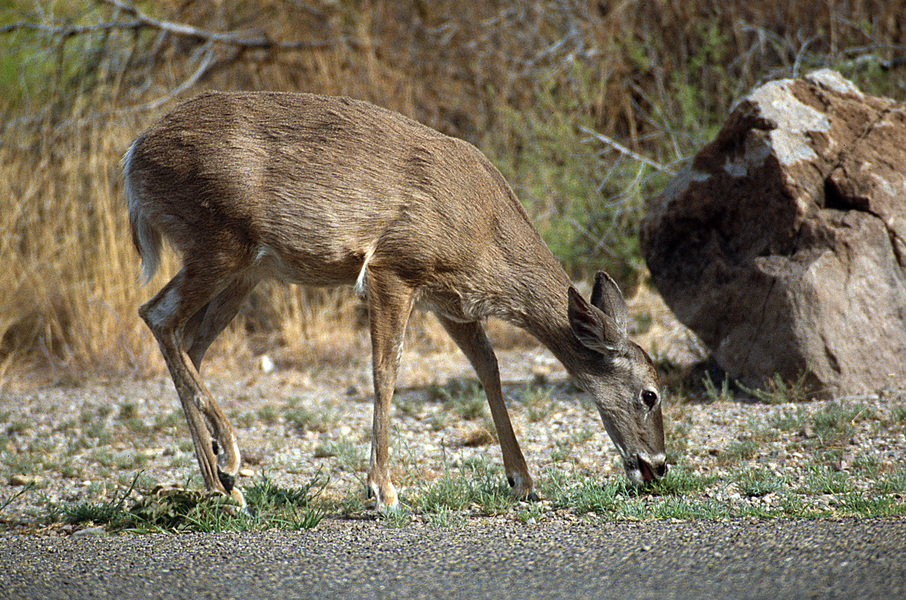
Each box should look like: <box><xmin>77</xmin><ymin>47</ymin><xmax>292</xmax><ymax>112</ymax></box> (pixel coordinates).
<box><xmin>1</xmin><ymin>517</ymin><xmax>904</xmax><ymax>600</ymax></box>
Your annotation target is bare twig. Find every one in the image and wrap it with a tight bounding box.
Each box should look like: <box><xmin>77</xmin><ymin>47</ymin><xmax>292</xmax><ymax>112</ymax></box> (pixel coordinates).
<box><xmin>115</xmin><ymin>44</ymin><xmax>217</xmax><ymax>115</ymax></box>
<box><xmin>0</xmin><ymin>20</ymin><xmax>141</xmax><ymax>37</ymax></box>
<box><xmin>2</xmin><ymin>1</ymin><xmax>356</xmax><ymax>52</ymax></box>
<box><xmin>99</xmin><ymin>0</ymin><xmax>349</xmax><ymax>51</ymax></box>
<box><xmin>578</xmin><ymin>126</ymin><xmax>676</xmax><ymax>175</ymax></box>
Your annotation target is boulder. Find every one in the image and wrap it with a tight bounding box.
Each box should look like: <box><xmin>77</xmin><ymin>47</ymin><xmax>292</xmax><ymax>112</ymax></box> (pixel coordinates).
<box><xmin>641</xmin><ymin>70</ymin><xmax>906</xmax><ymax>395</ymax></box>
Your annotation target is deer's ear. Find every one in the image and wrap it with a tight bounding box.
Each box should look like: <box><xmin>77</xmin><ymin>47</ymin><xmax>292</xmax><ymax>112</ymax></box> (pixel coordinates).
<box><xmin>568</xmin><ymin>286</ymin><xmax>627</xmax><ymax>354</ymax></box>
<box><xmin>589</xmin><ymin>272</ymin><xmax>629</xmax><ymax>335</ymax></box>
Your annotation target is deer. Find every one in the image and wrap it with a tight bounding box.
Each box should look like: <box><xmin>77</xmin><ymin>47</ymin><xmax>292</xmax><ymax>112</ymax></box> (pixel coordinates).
<box><xmin>123</xmin><ymin>91</ymin><xmax>667</xmax><ymax>511</ymax></box>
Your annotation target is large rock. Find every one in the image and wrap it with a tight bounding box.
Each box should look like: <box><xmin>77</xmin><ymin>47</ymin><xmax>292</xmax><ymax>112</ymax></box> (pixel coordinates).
<box><xmin>641</xmin><ymin>70</ymin><xmax>906</xmax><ymax>395</ymax></box>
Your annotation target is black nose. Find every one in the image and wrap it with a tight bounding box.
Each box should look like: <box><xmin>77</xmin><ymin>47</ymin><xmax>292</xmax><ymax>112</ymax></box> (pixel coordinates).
<box><xmin>654</xmin><ymin>461</ymin><xmax>668</xmax><ymax>479</ymax></box>
<box><xmin>639</xmin><ymin>456</ymin><xmax>668</xmax><ymax>482</ymax></box>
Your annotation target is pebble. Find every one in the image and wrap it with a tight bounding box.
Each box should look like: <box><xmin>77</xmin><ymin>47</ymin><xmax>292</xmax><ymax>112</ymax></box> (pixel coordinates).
<box><xmin>9</xmin><ymin>475</ymin><xmax>46</xmax><ymax>487</ymax></box>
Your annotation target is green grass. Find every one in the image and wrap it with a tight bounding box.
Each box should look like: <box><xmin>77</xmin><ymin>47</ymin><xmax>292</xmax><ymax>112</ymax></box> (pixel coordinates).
<box><xmin>411</xmin><ymin>456</ymin><xmax>515</xmax><ymax>516</ymax></box>
<box><xmin>718</xmin><ymin>438</ymin><xmax>759</xmax><ymax>465</ymax></box>
<box><xmin>519</xmin><ymin>385</ymin><xmax>559</xmax><ymax>424</ymax></box>
<box><xmin>284</xmin><ymin>401</ymin><xmax>340</xmax><ymax>434</ymax></box>
<box><xmin>737</xmin><ymin>373</ymin><xmax>815</xmax><ymax>404</ymax></box>
<box><xmin>428</xmin><ymin>379</ymin><xmax>487</xmax><ymax>421</ymax></box>
<box><xmin>15</xmin><ymin>455</ymin><xmax>906</xmax><ymax>534</ymax></box>
<box><xmin>733</xmin><ymin>468</ymin><xmax>786</xmax><ymax>497</ymax></box>
<box><xmin>41</xmin><ymin>472</ymin><xmax>327</xmax><ymax>534</ymax></box>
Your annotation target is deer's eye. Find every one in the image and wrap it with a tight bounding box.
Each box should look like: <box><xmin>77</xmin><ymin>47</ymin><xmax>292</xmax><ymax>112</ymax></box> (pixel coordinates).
<box><xmin>641</xmin><ymin>389</ymin><xmax>659</xmax><ymax>410</ymax></box>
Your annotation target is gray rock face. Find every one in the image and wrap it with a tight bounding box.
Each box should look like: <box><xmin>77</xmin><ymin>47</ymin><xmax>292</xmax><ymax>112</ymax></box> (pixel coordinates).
<box><xmin>641</xmin><ymin>70</ymin><xmax>906</xmax><ymax>394</ymax></box>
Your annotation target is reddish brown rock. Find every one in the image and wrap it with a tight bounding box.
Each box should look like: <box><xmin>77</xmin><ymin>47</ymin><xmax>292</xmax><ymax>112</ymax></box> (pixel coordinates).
<box><xmin>641</xmin><ymin>70</ymin><xmax>906</xmax><ymax>395</ymax></box>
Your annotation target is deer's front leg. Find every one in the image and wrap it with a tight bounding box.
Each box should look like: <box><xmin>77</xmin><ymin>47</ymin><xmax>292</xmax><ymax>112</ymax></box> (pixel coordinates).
<box><xmin>438</xmin><ymin>318</ymin><xmax>536</xmax><ymax>500</ymax></box>
<box><xmin>364</xmin><ymin>267</ymin><xmax>415</xmax><ymax>511</ymax></box>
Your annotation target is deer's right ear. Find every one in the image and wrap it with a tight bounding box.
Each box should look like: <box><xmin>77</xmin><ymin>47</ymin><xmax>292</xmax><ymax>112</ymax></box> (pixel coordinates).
<box><xmin>568</xmin><ymin>287</ymin><xmax>627</xmax><ymax>354</ymax></box>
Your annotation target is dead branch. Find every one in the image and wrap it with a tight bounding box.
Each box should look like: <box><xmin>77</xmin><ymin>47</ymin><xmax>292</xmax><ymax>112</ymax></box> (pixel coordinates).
<box><xmin>578</xmin><ymin>126</ymin><xmax>676</xmax><ymax>175</ymax></box>
<box><xmin>2</xmin><ymin>0</ymin><xmax>356</xmax><ymax>53</ymax></box>
<box><xmin>0</xmin><ymin>20</ymin><xmax>142</xmax><ymax>37</ymax></box>
<box><xmin>98</xmin><ymin>0</ymin><xmax>349</xmax><ymax>51</ymax></box>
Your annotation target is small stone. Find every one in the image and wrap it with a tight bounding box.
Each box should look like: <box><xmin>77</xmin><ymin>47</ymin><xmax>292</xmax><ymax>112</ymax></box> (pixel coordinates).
<box><xmin>9</xmin><ymin>474</ymin><xmax>46</xmax><ymax>487</ymax></box>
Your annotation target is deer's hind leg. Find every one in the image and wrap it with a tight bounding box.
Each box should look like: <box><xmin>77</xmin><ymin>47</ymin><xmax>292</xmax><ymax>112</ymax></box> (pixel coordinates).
<box><xmin>140</xmin><ymin>261</ymin><xmax>251</xmax><ymax>506</ymax></box>
<box><xmin>184</xmin><ymin>275</ymin><xmax>258</xmax><ymax>370</ymax></box>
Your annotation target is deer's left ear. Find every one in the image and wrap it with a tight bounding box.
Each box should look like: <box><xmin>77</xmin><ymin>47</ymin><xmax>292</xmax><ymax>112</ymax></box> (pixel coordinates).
<box><xmin>590</xmin><ymin>272</ymin><xmax>629</xmax><ymax>332</ymax></box>
<box><xmin>568</xmin><ymin>286</ymin><xmax>627</xmax><ymax>354</ymax></box>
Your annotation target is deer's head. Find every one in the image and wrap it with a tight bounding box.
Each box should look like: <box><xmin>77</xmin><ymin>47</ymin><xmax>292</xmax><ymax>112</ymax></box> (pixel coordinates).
<box><xmin>567</xmin><ymin>273</ymin><xmax>667</xmax><ymax>485</ymax></box>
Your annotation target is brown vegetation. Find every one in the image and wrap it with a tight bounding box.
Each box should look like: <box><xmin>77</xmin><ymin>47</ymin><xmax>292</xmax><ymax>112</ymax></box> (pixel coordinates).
<box><xmin>2</xmin><ymin>0</ymin><xmax>905</xmax><ymax>383</ymax></box>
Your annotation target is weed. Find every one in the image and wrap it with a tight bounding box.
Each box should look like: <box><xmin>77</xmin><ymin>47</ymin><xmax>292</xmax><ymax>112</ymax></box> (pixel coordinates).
<box><xmin>570</xmin><ymin>426</ymin><xmax>595</xmax><ymax>446</ymax></box>
<box><xmin>427</xmin><ymin>412</ymin><xmax>449</xmax><ymax>432</ymax></box>
<box><xmin>381</xmin><ymin>508</ymin><xmax>413</xmax><ymax>528</ymax></box>
<box><xmin>737</xmin><ymin>373</ymin><xmax>813</xmax><ymax>404</ymax></box>
<box><xmin>852</xmin><ymin>453</ymin><xmax>880</xmax><ymax>477</ymax></box>
<box><xmin>520</xmin><ymin>386</ymin><xmax>558</xmax><ymax>423</ymax></box>
<box><xmin>838</xmin><ymin>493</ymin><xmax>906</xmax><ymax>518</ymax></box>
<box><xmin>229</xmin><ymin>409</ymin><xmax>257</xmax><ymax>429</ymax></box>
<box><xmin>650</xmin><ymin>463</ymin><xmax>719</xmax><ymax>495</ymax></box>
<box><xmin>891</xmin><ymin>406</ymin><xmax>906</xmax><ymax>429</ymax></box>
<box><xmin>517</xmin><ymin>502</ymin><xmax>544</xmax><ymax>524</ymax></box>
<box><xmin>416</xmin><ymin>455</ymin><xmax>513</xmax><ymax>516</ymax></box>
<box><xmin>424</xmin><ymin>506</ymin><xmax>467</xmax><ymax>528</ymax></box>
<box><xmin>702</xmin><ymin>372</ymin><xmax>732</xmax><ymax>403</ymax></box>
<box><xmin>665</xmin><ymin>414</ymin><xmax>692</xmax><ymax>463</ymax></box>
<box><xmin>733</xmin><ymin>468</ymin><xmax>785</xmax><ymax>497</ymax></box>
<box><xmin>875</xmin><ymin>467</ymin><xmax>906</xmax><ymax>494</ymax></box>
<box><xmin>396</xmin><ymin>392</ymin><xmax>426</xmax><ymax>418</ymax></box>
<box><xmin>169</xmin><ymin>452</ymin><xmax>195</xmax><ymax>470</ymax></box>
<box><xmin>550</xmin><ymin>441</ymin><xmax>572</xmax><ymax>464</ymax></box>
<box><xmin>747</xmin><ymin>416</ymin><xmax>780</xmax><ymax>445</ymax></box>
<box><xmin>811</xmin><ymin>401</ymin><xmax>870</xmax><ymax>447</ymax></box>
<box><xmin>244</xmin><ymin>470</ymin><xmax>327</xmax><ymax>508</ymax></box>
<box><xmin>429</xmin><ymin>379</ymin><xmax>486</xmax><ymax>421</ymax></box>
<box><xmin>256</xmin><ymin>405</ymin><xmax>279</xmax><ymax>426</ymax></box>
<box><xmin>153</xmin><ymin>411</ymin><xmax>184</xmax><ymax>433</ymax></box>
<box><xmin>718</xmin><ymin>438</ymin><xmax>759</xmax><ymax>465</ymax></box>
<box><xmin>57</xmin><ymin>472</ymin><xmax>142</xmax><ymax>528</ymax></box>
<box><xmin>285</xmin><ymin>404</ymin><xmax>339</xmax><ymax>434</ymax></box>
<box><xmin>543</xmin><ymin>471</ymin><xmax>628</xmax><ymax>515</ymax></box>
<box><xmin>769</xmin><ymin>406</ymin><xmax>808</xmax><ymax>432</ymax></box>
<box><xmin>647</xmin><ymin>496</ymin><xmax>729</xmax><ymax>521</ymax></box>
<box><xmin>801</xmin><ymin>466</ymin><xmax>852</xmax><ymax>495</ymax></box>
<box><xmin>6</xmin><ymin>420</ymin><xmax>30</xmax><ymax>436</ymax></box>
<box><xmin>776</xmin><ymin>493</ymin><xmax>817</xmax><ymax>517</ymax></box>
<box><xmin>338</xmin><ymin>489</ymin><xmax>369</xmax><ymax>515</ymax></box>
<box><xmin>123</xmin><ymin>473</ymin><xmax>326</xmax><ymax>533</ymax></box>
<box><xmin>327</xmin><ymin>438</ymin><xmax>366</xmax><ymax>473</ymax></box>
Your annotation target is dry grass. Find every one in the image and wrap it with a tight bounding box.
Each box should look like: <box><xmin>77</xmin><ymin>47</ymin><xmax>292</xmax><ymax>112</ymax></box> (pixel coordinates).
<box><xmin>2</xmin><ymin>0</ymin><xmax>905</xmax><ymax>384</ymax></box>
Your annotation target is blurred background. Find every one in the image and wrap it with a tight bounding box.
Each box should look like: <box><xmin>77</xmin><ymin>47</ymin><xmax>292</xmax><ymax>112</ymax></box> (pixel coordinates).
<box><xmin>2</xmin><ymin>0</ymin><xmax>905</xmax><ymax>383</ymax></box>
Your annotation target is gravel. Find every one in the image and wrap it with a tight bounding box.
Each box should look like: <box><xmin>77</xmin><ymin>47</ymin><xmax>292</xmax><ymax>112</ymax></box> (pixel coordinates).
<box><xmin>1</xmin><ymin>518</ymin><xmax>905</xmax><ymax>599</ymax></box>
<box><xmin>1</xmin><ymin>334</ymin><xmax>904</xmax><ymax>530</ymax></box>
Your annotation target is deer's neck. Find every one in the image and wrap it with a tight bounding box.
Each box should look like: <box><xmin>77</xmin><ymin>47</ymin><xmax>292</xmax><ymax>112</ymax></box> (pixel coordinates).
<box><xmin>504</xmin><ymin>262</ymin><xmax>586</xmax><ymax>372</ymax></box>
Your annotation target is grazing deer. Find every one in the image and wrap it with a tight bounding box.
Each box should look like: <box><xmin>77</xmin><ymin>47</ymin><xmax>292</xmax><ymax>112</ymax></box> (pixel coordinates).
<box><xmin>123</xmin><ymin>91</ymin><xmax>667</xmax><ymax>510</ymax></box>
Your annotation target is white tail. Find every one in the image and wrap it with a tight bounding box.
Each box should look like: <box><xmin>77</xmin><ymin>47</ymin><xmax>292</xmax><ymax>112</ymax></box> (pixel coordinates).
<box><xmin>124</xmin><ymin>91</ymin><xmax>666</xmax><ymax>509</ymax></box>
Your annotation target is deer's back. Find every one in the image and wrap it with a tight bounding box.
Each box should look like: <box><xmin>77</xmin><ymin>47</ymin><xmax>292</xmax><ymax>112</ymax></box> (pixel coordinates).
<box><xmin>126</xmin><ymin>91</ymin><xmax>560</xmax><ymax>313</ymax></box>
